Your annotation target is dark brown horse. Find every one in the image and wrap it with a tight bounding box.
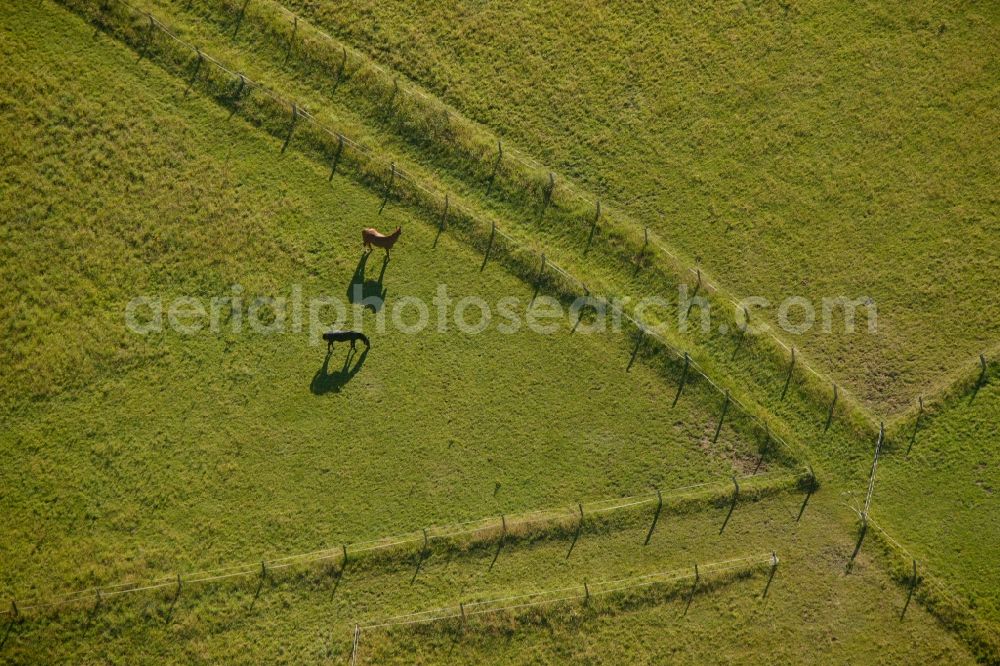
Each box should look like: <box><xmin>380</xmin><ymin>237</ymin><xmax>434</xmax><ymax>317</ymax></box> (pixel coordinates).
<box><xmin>323</xmin><ymin>330</ymin><xmax>370</xmax><ymax>351</ymax></box>
<box><xmin>362</xmin><ymin>226</ymin><xmax>401</xmax><ymax>256</ymax></box>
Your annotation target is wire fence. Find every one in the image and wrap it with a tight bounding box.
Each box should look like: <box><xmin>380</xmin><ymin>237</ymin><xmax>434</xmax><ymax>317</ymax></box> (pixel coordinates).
<box><xmin>363</xmin><ymin>552</ymin><xmax>772</xmax><ymax>630</ymax></box>
<box><xmin>17</xmin><ymin>2</ymin><xmax>995</xmax><ymax>659</ymax></box>
<box><xmin>157</xmin><ymin>0</ymin><xmax>993</xmax><ymax>454</ymax></box>
<box><xmin>0</xmin><ymin>469</ymin><xmax>804</xmax><ymax>620</ymax></box>
<box><xmin>197</xmin><ymin>0</ymin><xmax>891</xmax><ymax>427</ymax></box>
<box><xmin>67</xmin><ymin>0</ymin><xmax>814</xmax><ymax>470</ymax></box>
<box><xmin>844</xmin><ymin>506</ymin><xmax>1000</xmax><ymax>651</ymax></box>
<box><xmin>348</xmin><ymin>552</ymin><xmax>777</xmax><ymax>662</ymax></box>
<box><xmin>108</xmin><ymin>0</ymin><xmax>892</xmax><ymax>438</ymax></box>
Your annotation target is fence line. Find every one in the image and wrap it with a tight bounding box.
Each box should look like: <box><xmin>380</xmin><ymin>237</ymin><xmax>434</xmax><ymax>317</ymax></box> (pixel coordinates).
<box><xmin>348</xmin><ymin>552</ymin><xmax>775</xmax><ymax>663</ymax></box>
<box><xmin>858</xmin><ymin>513</ymin><xmax>1000</xmax><ymax>645</ymax></box>
<box><xmin>117</xmin><ymin>0</ymin><xmax>871</xmax><ymax>435</ymax></box>
<box><xmin>217</xmin><ymin>0</ymin><xmax>882</xmax><ymax>427</ymax></box>
<box><xmin>78</xmin><ymin>0</ymin><xmax>812</xmax><ymax>468</ymax></box>
<box><xmin>0</xmin><ymin>469</ymin><xmax>803</xmax><ymax>618</ymax></box>
<box><xmin>40</xmin><ymin>3</ymin><xmax>993</xmax><ymax>658</ymax></box>
<box><xmin>265</xmin><ymin>0</ymin><xmax>992</xmax><ymax>444</ymax></box>
<box><xmin>358</xmin><ymin>553</ymin><xmax>773</xmax><ymax>631</ymax></box>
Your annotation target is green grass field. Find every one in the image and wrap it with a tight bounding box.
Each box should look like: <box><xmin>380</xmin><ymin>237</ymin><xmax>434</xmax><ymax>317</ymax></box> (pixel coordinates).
<box><xmin>1</xmin><ymin>0</ymin><xmax>772</xmax><ymax>586</ymax></box>
<box><xmin>266</xmin><ymin>0</ymin><xmax>999</xmax><ymax>414</ymax></box>
<box><xmin>1</xmin><ymin>0</ymin><xmax>997</xmax><ymax>663</ymax></box>
<box><xmin>875</xmin><ymin>380</ymin><xmax>1000</xmax><ymax>625</ymax></box>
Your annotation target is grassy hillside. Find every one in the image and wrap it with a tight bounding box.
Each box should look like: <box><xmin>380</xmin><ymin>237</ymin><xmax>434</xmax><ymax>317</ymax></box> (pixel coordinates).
<box><xmin>277</xmin><ymin>0</ymin><xmax>1000</xmax><ymax>412</ymax></box>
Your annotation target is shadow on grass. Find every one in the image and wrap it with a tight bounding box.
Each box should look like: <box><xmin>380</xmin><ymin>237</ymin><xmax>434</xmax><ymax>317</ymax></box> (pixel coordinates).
<box><xmin>719</xmin><ymin>495</ymin><xmax>738</xmax><ymax>535</ymax></box>
<box><xmin>347</xmin><ymin>251</ymin><xmax>389</xmax><ymax>313</ymax></box>
<box><xmin>0</xmin><ymin>619</ymin><xmax>16</xmax><ymax>652</ymax></box>
<box><xmin>311</xmin><ymin>347</ymin><xmax>368</xmax><ymax>395</ymax></box>
<box><xmin>796</xmin><ymin>487</ymin><xmax>813</xmax><ymax>522</ymax></box>
<box><xmin>762</xmin><ymin>564</ymin><xmax>778</xmax><ymax>599</ymax></box>
<box><xmin>846</xmin><ymin>522</ymin><xmax>868</xmax><ymax>573</ymax></box>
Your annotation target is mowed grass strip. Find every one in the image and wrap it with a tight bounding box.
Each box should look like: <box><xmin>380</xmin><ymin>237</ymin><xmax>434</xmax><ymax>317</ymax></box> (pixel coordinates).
<box><xmin>3</xmin><ymin>491</ymin><xmax>975</xmax><ymax>663</ymax></box>
<box><xmin>0</xmin><ymin>0</ymin><xmax>761</xmax><ymax>602</ymax></box>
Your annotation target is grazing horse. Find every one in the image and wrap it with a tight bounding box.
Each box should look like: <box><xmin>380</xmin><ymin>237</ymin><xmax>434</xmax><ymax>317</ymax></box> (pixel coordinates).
<box><xmin>323</xmin><ymin>330</ymin><xmax>371</xmax><ymax>351</ymax></box>
<box><xmin>362</xmin><ymin>226</ymin><xmax>401</xmax><ymax>256</ymax></box>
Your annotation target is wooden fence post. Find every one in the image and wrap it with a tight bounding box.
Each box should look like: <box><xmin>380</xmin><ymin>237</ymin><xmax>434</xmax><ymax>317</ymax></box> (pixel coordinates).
<box><xmin>824</xmin><ymin>383</ymin><xmax>838</xmax><ymax>432</ymax></box>
<box><xmin>342</xmin><ymin>544</ymin><xmax>348</xmax><ymax>566</ymax></box>
<box><xmin>732</xmin><ymin>306</ymin><xmax>749</xmax><ymax>359</ymax></box>
<box><xmin>908</xmin><ymin>396</ymin><xmax>923</xmax><ymax>454</ymax></box>
<box><xmin>862</xmin><ymin>422</ymin><xmax>885</xmax><ymax>521</ymax></box>
<box><xmin>460</xmin><ymin>602</ymin><xmax>467</xmax><ymax>627</ymax></box>
<box><xmin>389</xmin><ymin>79</ymin><xmax>399</xmax><ymax>108</ymax></box>
<box><xmin>232</xmin><ymin>73</ymin><xmax>247</xmax><ymax>109</ymax></box>
<box><xmin>780</xmin><ymin>347</ymin><xmax>796</xmax><ymax>400</ymax></box>
<box><xmin>280</xmin><ymin>102</ymin><xmax>298</xmax><ymax>154</ymax></box>
<box><xmin>540</xmin><ymin>172</ymin><xmax>554</xmax><ymax>216</ymax></box>
<box><xmin>572</xmin><ymin>285</ymin><xmax>591</xmax><ymax>332</ymax></box>
<box><xmin>232</xmin><ymin>0</ymin><xmax>249</xmax><ymax>39</ymax></box>
<box><xmin>712</xmin><ymin>390</ymin><xmax>731</xmax><ymax>444</ymax></box>
<box><xmin>627</xmin><ymin>327</ymin><xmax>645</xmax><ymax>372</ymax></box>
<box><xmin>379</xmin><ymin>162</ymin><xmax>395</xmax><ymax>214</ymax></box>
<box><xmin>349</xmin><ymin>624</ymin><xmax>360</xmax><ymax>666</ymax></box>
<box><xmin>636</xmin><ymin>227</ymin><xmax>649</xmax><ymax>271</ymax></box>
<box><xmin>672</xmin><ymin>352</ymin><xmax>690</xmax><ymax>407</ymax></box>
<box><xmin>584</xmin><ymin>580</ymin><xmax>590</xmax><ymax>604</ymax></box>
<box><xmin>285</xmin><ymin>15</ymin><xmax>298</xmax><ymax>63</ymax></box>
<box><xmin>333</xmin><ymin>46</ymin><xmax>348</xmax><ymax>92</ymax></box>
<box><xmin>142</xmin><ymin>12</ymin><xmax>155</xmax><ymax>57</ymax></box>
<box><xmin>644</xmin><ymin>488</ymin><xmax>663</xmax><ymax>546</ymax></box>
<box><xmin>481</xmin><ymin>221</ymin><xmax>496</xmax><ymax>270</ymax></box>
<box><xmin>683</xmin><ymin>562</ymin><xmax>701</xmax><ymax>613</ymax></box>
<box><xmin>329</xmin><ymin>134</ymin><xmax>344</xmax><ymax>181</ymax></box>
<box><xmin>440</xmin><ymin>193</ymin><xmax>449</xmax><ymax>231</ymax></box>
<box><xmin>185</xmin><ymin>47</ymin><xmax>204</xmax><ymax>96</ymax></box>
<box><xmin>585</xmin><ymin>199</ymin><xmax>600</xmax><ymax>254</ymax></box>
<box><xmin>685</xmin><ymin>269</ymin><xmax>702</xmax><ymax>315</ymax></box>
<box><xmin>972</xmin><ymin>353</ymin><xmax>988</xmax><ymax>401</ymax></box>
<box><xmin>901</xmin><ymin>558</ymin><xmax>919</xmax><ymax>619</ymax></box>
<box><xmin>531</xmin><ymin>253</ymin><xmax>547</xmax><ymax>302</ymax></box>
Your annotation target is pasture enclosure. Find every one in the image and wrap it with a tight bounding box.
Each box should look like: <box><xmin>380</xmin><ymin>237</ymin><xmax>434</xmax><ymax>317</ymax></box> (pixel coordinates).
<box><xmin>1</xmin><ymin>0</ymin><xmax>997</xmax><ymax>662</ymax></box>
<box><xmin>273</xmin><ymin>0</ymin><xmax>1000</xmax><ymax>414</ymax></box>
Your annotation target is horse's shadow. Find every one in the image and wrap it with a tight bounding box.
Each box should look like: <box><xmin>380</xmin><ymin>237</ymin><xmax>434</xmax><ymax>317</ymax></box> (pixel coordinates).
<box><xmin>347</xmin><ymin>251</ymin><xmax>389</xmax><ymax>312</ymax></box>
<box><xmin>310</xmin><ymin>347</ymin><xmax>368</xmax><ymax>395</ymax></box>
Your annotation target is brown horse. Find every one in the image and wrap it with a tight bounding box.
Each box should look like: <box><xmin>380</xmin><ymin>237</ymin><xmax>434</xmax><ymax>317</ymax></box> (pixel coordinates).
<box><xmin>362</xmin><ymin>226</ymin><xmax>401</xmax><ymax>256</ymax></box>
